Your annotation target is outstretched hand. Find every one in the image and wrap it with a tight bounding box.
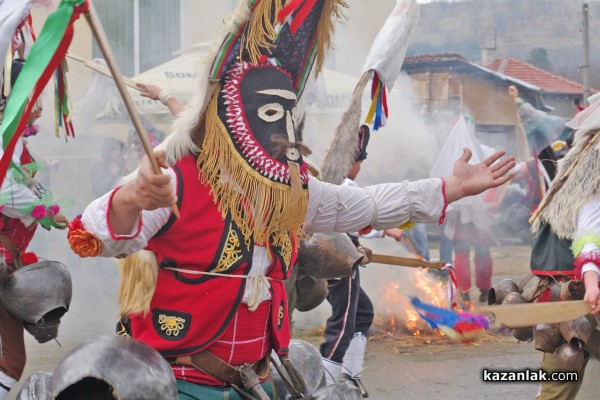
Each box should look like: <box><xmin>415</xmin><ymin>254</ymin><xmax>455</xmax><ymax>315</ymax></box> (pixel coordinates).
<box><xmin>136</xmin><ymin>83</ymin><xmax>162</xmax><ymax>101</ymax></box>
<box><xmin>445</xmin><ymin>148</ymin><xmax>516</xmax><ymax>204</ymax></box>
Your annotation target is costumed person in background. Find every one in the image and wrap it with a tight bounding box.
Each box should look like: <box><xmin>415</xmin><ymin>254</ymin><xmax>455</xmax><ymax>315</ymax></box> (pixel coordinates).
<box><xmin>66</xmin><ymin>2</ymin><xmax>515</xmax><ymax>399</ymax></box>
<box><xmin>508</xmin><ymin>84</ymin><xmax>563</xmax><ymax>184</ymax></box>
<box><xmin>430</xmin><ymin>115</ymin><xmax>500</xmax><ymax>306</ymax></box>
<box><xmin>320</xmin><ymin>125</ymin><xmax>403</xmax><ymax>397</ymax></box>
<box><xmin>527</xmin><ymin>98</ymin><xmax>600</xmax><ymax>400</ymax></box>
<box><xmin>91</xmin><ymin>136</ymin><xmax>126</xmax><ymax>197</ymax></box>
<box><xmin>137</xmin><ymin>82</ymin><xmax>187</xmax><ymax>117</ymax></box>
<box><xmin>0</xmin><ymin>58</ymin><xmax>70</xmax><ymax>399</ymax></box>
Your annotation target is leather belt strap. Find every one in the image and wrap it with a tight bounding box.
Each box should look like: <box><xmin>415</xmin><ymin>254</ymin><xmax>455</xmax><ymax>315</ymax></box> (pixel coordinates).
<box><xmin>168</xmin><ymin>350</ymin><xmax>269</xmax><ymax>388</ymax></box>
<box><xmin>0</xmin><ymin>232</ymin><xmax>21</xmax><ymax>270</ymax></box>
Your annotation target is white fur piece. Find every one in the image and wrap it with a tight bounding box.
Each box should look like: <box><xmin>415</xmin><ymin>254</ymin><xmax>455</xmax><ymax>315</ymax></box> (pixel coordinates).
<box><xmin>362</xmin><ymin>0</ymin><xmax>419</xmax><ymax>90</ymax></box>
<box><xmin>533</xmin><ymin>127</ymin><xmax>600</xmax><ymax>239</ymax></box>
<box><xmin>320</xmin><ymin>71</ymin><xmax>370</xmax><ymax>185</ymax></box>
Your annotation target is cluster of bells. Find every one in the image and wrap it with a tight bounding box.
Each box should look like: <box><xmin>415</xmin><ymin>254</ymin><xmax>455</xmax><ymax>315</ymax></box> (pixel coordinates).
<box><xmin>287</xmin><ymin>232</ymin><xmax>362</xmax><ymax>313</ymax></box>
<box><xmin>489</xmin><ymin>278</ymin><xmax>596</xmax><ymax>373</ymax></box>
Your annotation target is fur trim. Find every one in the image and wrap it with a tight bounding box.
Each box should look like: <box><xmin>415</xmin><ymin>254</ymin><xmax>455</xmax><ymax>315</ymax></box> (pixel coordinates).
<box><xmin>320</xmin><ymin>71</ymin><xmax>370</xmax><ymax>184</ymax></box>
<box><xmin>117</xmin><ymin>250</ymin><xmax>158</xmax><ymax>316</ymax></box>
<box><xmin>532</xmin><ymin>128</ymin><xmax>600</xmax><ymax>239</ymax></box>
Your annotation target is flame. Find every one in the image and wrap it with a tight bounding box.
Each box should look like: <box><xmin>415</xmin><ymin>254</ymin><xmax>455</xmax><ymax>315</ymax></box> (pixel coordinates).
<box><xmin>375</xmin><ymin>268</ymin><xmax>448</xmax><ymax>336</ymax></box>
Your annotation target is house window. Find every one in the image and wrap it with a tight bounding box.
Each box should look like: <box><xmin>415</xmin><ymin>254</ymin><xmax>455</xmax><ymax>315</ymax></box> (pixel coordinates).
<box><xmin>93</xmin><ymin>0</ymin><xmax>182</xmax><ymax>76</ymax></box>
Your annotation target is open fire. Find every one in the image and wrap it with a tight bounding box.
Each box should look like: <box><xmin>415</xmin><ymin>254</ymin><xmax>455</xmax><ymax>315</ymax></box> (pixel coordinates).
<box><xmin>374</xmin><ymin>268</ymin><xmax>449</xmax><ymax>336</ymax></box>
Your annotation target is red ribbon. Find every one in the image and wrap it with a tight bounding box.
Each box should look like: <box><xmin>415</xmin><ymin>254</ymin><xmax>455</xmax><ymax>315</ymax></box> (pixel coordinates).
<box><xmin>0</xmin><ymin>1</ymin><xmax>88</xmax><ymax>184</ymax></box>
<box><xmin>277</xmin><ymin>0</ymin><xmax>318</xmax><ymax>35</ymax></box>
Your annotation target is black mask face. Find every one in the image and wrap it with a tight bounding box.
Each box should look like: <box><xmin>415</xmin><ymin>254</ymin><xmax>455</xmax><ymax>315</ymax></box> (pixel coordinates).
<box><xmin>217</xmin><ymin>63</ymin><xmax>308</xmax><ymax>185</ymax></box>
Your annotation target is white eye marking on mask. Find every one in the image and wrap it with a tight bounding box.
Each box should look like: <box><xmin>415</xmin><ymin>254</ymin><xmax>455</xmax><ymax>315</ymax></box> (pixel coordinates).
<box><xmin>258</xmin><ymin>103</ymin><xmax>285</xmax><ymax>122</ymax></box>
<box><xmin>256</xmin><ymin>89</ymin><xmax>297</xmax><ymax>100</ymax></box>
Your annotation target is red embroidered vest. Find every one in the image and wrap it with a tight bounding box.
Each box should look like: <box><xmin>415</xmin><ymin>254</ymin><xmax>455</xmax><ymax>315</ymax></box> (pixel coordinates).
<box><xmin>128</xmin><ymin>155</ymin><xmax>296</xmax><ymax>383</ymax></box>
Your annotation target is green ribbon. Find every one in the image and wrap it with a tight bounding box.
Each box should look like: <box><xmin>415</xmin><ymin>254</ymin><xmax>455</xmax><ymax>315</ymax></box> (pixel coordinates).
<box><xmin>0</xmin><ymin>0</ymin><xmax>86</xmax><ymax>182</ymax></box>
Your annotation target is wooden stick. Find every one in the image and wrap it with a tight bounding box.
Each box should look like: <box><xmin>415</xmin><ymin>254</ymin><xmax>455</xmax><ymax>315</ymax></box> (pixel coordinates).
<box><xmin>66</xmin><ymin>52</ymin><xmax>140</xmax><ymax>90</ymax></box>
<box><xmin>369</xmin><ymin>253</ymin><xmax>446</xmax><ymax>270</ymax></box>
<box><xmin>528</xmin><ymin>130</ymin><xmax>600</xmax><ymax>225</ymax></box>
<box><xmin>83</xmin><ymin>1</ymin><xmax>179</xmax><ymax>219</ymax></box>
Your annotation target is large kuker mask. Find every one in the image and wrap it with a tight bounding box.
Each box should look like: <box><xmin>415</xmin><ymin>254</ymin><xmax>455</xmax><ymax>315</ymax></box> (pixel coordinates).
<box><xmin>217</xmin><ymin>63</ymin><xmax>310</xmax><ymax>183</ymax></box>
<box><xmin>198</xmin><ymin>0</ymin><xmax>346</xmax><ymax>247</ymax></box>
<box><xmin>199</xmin><ymin>62</ymin><xmax>310</xmax><ymax>247</ymax></box>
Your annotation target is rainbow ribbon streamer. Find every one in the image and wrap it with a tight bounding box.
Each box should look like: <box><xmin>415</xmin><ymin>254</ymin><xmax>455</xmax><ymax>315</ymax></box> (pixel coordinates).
<box><xmin>365</xmin><ymin>72</ymin><xmax>388</xmax><ymax>131</ymax></box>
<box><xmin>410</xmin><ymin>297</ymin><xmax>490</xmax><ymax>343</ymax></box>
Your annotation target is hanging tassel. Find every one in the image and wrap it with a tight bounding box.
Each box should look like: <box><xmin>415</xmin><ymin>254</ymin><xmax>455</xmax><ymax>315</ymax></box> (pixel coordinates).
<box><xmin>243</xmin><ymin>0</ymin><xmax>283</xmax><ymax>64</ymax></box>
<box><xmin>54</xmin><ymin>59</ymin><xmax>75</xmax><ymax>139</ymax></box>
<box><xmin>364</xmin><ymin>72</ymin><xmax>388</xmax><ymax>131</ymax></box>
<box><xmin>288</xmin><ymin>160</ymin><xmax>302</xmax><ymax>205</ymax></box>
<box><xmin>0</xmin><ymin>0</ymin><xmax>89</xmax><ymax>186</ymax></box>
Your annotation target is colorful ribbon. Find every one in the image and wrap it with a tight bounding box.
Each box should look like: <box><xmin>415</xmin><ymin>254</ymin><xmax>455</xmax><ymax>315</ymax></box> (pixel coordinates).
<box><xmin>277</xmin><ymin>0</ymin><xmax>318</xmax><ymax>35</ymax></box>
<box><xmin>365</xmin><ymin>72</ymin><xmax>388</xmax><ymax>131</ymax></box>
<box><xmin>0</xmin><ymin>0</ymin><xmax>88</xmax><ymax>186</ymax></box>
<box><xmin>54</xmin><ymin>59</ymin><xmax>74</xmax><ymax>138</ymax></box>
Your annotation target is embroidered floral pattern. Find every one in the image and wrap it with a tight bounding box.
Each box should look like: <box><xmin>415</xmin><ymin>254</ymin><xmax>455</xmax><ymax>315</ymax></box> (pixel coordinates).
<box><xmin>158</xmin><ymin>314</ymin><xmax>186</xmax><ymax>337</ymax></box>
<box><xmin>214</xmin><ymin>224</ymin><xmax>243</xmax><ymax>273</ymax></box>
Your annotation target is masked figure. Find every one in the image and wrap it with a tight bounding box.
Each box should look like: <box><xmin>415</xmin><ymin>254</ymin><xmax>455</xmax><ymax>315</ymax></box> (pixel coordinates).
<box><xmin>67</xmin><ymin>1</ymin><xmax>515</xmax><ymax>399</ymax></box>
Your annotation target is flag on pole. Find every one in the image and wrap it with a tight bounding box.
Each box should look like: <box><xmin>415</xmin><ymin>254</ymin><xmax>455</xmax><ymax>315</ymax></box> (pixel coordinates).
<box><xmin>0</xmin><ymin>0</ymin><xmax>88</xmax><ymax>186</ymax></box>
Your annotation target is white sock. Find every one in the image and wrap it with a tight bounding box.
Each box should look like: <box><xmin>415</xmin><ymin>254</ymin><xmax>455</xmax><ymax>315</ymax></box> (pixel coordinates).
<box><xmin>341</xmin><ymin>332</ymin><xmax>367</xmax><ymax>379</ymax></box>
<box><xmin>0</xmin><ymin>371</ymin><xmax>16</xmax><ymax>400</ymax></box>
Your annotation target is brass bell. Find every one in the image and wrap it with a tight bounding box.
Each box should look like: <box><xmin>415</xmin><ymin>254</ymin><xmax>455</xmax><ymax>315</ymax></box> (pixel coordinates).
<box><xmin>488</xmin><ymin>279</ymin><xmax>520</xmax><ymax>305</ymax></box>
<box><xmin>559</xmin><ymin>317</ymin><xmax>592</xmax><ymax>349</ymax></box>
<box><xmin>294</xmin><ymin>275</ymin><xmax>329</xmax><ymax>312</ymax></box>
<box><xmin>534</xmin><ymin>323</ymin><xmax>564</xmax><ymax>353</ymax></box>
<box><xmin>512</xmin><ymin>327</ymin><xmax>534</xmax><ymax>342</ymax></box>
<box><xmin>555</xmin><ymin>343</ymin><xmax>586</xmax><ymax>372</ymax></box>
<box><xmin>501</xmin><ymin>291</ymin><xmax>526</xmax><ymax>305</ymax></box>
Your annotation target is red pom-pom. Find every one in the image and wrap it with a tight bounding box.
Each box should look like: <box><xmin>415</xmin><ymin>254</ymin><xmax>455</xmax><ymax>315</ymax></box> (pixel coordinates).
<box><xmin>20</xmin><ymin>252</ymin><xmax>39</xmax><ymax>266</ymax></box>
<box><xmin>68</xmin><ymin>215</ymin><xmax>83</xmax><ymax>231</ymax></box>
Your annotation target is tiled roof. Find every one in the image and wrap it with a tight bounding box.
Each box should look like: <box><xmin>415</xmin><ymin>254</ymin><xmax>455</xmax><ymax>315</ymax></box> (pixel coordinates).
<box><xmin>486</xmin><ymin>57</ymin><xmax>589</xmax><ymax>95</ymax></box>
<box><xmin>404</xmin><ymin>53</ymin><xmax>468</xmax><ymax>65</ymax></box>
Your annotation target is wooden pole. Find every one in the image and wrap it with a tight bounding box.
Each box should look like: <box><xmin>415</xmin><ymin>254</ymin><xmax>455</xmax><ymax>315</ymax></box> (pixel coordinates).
<box><xmin>369</xmin><ymin>253</ymin><xmax>446</xmax><ymax>270</ymax></box>
<box><xmin>82</xmin><ymin>1</ymin><xmax>179</xmax><ymax>218</ymax></box>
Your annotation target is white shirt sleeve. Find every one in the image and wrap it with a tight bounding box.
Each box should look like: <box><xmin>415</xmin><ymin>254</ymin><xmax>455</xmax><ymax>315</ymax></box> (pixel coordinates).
<box><xmin>575</xmin><ymin>198</ymin><xmax>600</xmax><ymax>277</ymax></box>
<box><xmin>0</xmin><ymin>175</ymin><xmax>41</xmax><ymax>226</ymax></box>
<box><xmin>81</xmin><ymin>171</ymin><xmax>445</xmax><ymax>257</ymax></box>
<box><xmin>80</xmin><ymin>168</ymin><xmax>176</xmax><ymax>257</ymax></box>
<box><xmin>304</xmin><ymin>176</ymin><xmax>444</xmax><ymax>234</ymax></box>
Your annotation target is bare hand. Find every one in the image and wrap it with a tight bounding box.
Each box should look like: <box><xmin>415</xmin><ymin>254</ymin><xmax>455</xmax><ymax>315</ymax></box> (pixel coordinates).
<box><xmin>584</xmin><ymin>286</ymin><xmax>600</xmax><ymax>315</ymax></box>
<box><xmin>128</xmin><ymin>150</ymin><xmax>176</xmax><ymax>210</ymax></box>
<box><xmin>583</xmin><ymin>270</ymin><xmax>600</xmax><ymax>315</ymax></box>
<box><xmin>53</xmin><ymin>214</ymin><xmax>68</xmax><ymax>230</ymax></box>
<box><xmin>136</xmin><ymin>83</ymin><xmax>162</xmax><ymax>101</ymax></box>
<box><xmin>384</xmin><ymin>228</ymin><xmax>403</xmax><ymax>241</ymax></box>
<box><xmin>445</xmin><ymin>148</ymin><xmax>516</xmax><ymax>203</ymax></box>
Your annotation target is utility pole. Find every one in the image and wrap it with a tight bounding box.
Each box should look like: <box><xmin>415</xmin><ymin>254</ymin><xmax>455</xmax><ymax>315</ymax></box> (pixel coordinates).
<box><xmin>582</xmin><ymin>3</ymin><xmax>591</xmax><ymax>105</ymax></box>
